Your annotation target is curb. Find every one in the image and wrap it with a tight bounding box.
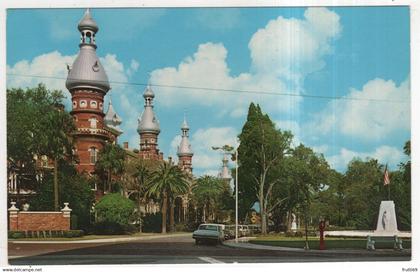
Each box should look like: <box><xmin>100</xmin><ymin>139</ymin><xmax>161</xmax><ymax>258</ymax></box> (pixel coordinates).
<box><xmin>222</xmin><ymin>239</ymin><xmax>411</xmax><ymax>255</ymax></box>
<box><xmin>9</xmin><ymin>233</ymin><xmax>192</xmax><ymax>244</ymax></box>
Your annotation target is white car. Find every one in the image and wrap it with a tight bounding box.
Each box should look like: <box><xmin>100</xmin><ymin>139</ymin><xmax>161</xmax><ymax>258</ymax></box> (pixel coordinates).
<box><xmin>192</xmin><ymin>224</ymin><xmax>225</xmax><ymax>245</ymax></box>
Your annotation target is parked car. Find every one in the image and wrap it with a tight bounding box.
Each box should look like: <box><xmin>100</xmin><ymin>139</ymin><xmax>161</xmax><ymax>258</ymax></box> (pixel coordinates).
<box><xmin>248</xmin><ymin>224</ymin><xmax>261</xmax><ymax>235</ymax></box>
<box><xmin>239</xmin><ymin>225</ymin><xmax>251</xmax><ymax>237</ymax></box>
<box><xmin>192</xmin><ymin>224</ymin><xmax>225</xmax><ymax>245</ymax></box>
<box><xmin>224</xmin><ymin>225</ymin><xmax>236</xmax><ymax>239</ymax></box>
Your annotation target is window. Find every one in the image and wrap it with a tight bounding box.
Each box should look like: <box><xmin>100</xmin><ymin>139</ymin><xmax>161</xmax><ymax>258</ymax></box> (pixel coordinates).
<box><xmin>90</xmin><ymin>147</ymin><xmax>97</xmax><ymax>164</ymax></box>
<box><xmin>89</xmin><ymin>117</ymin><xmax>97</xmax><ymax>129</ymax></box>
<box><xmin>99</xmin><ymin>102</ymin><xmax>103</xmax><ymax>110</ymax></box>
<box><xmin>90</xmin><ymin>100</ymin><xmax>97</xmax><ymax>108</ymax></box>
<box><xmin>80</xmin><ymin>100</ymin><xmax>87</xmax><ymax>108</ymax></box>
<box><xmin>72</xmin><ymin>101</ymin><xmax>77</xmax><ymax>108</ymax></box>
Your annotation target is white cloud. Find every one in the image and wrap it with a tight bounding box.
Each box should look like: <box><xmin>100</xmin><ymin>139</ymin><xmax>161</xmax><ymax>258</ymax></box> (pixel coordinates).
<box><xmin>7</xmin><ymin>51</ymin><xmax>75</xmax><ymax>93</ymax></box>
<box><xmin>249</xmin><ymin>7</ymin><xmax>341</xmax><ymax>77</ymax></box>
<box><xmin>150</xmin><ymin>7</ymin><xmax>342</xmax><ymax>118</ymax></box>
<box><xmin>308</xmin><ymin>78</ymin><xmax>410</xmax><ymax>140</ymax></box>
<box><xmin>326</xmin><ymin>145</ymin><xmax>405</xmax><ymax>171</ymax></box>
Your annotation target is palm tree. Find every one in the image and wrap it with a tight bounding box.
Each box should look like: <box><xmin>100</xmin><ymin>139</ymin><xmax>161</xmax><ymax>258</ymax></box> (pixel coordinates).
<box><xmin>95</xmin><ymin>143</ymin><xmax>126</xmax><ymax>193</ymax></box>
<box><xmin>146</xmin><ymin>161</ymin><xmax>189</xmax><ymax>233</ymax></box>
<box><xmin>192</xmin><ymin>176</ymin><xmax>224</xmax><ymax>222</ymax></box>
<box><xmin>124</xmin><ymin>158</ymin><xmax>157</xmax><ymax>232</ymax></box>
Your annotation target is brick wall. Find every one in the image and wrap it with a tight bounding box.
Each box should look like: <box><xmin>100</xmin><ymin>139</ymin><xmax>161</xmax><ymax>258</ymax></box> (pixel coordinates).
<box><xmin>8</xmin><ymin>202</ymin><xmax>72</xmax><ymax>231</ymax></box>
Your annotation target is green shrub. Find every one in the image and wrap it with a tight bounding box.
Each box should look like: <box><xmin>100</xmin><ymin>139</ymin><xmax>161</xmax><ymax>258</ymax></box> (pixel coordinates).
<box><xmin>8</xmin><ymin>231</ymin><xmax>25</xmax><ymax>239</ymax></box>
<box><xmin>142</xmin><ymin>212</ymin><xmax>162</xmax><ymax>233</ymax></box>
<box><xmin>93</xmin><ymin>221</ymin><xmax>125</xmax><ymax>235</ymax></box>
<box><xmin>63</xmin><ymin>230</ymin><xmax>84</xmax><ymax>238</ymax></box>
<box><xmin>95</xmin><ymin>193</ymin><xmax>136</xmax><ymax>226</ymax></box>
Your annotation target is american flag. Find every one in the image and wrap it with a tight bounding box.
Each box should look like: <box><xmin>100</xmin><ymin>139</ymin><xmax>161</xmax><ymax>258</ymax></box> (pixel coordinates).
<box><xmin>384</xmin><ymin>165</ymin><xmax>390</xmax><ymax>186</ymax></box>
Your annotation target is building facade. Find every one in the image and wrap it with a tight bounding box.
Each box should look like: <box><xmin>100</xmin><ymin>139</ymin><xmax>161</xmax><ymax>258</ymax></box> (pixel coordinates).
<box><xmin>66</xmin><ymin>9</ymin><xmax>123</xmax><ymax>175</ymax></box>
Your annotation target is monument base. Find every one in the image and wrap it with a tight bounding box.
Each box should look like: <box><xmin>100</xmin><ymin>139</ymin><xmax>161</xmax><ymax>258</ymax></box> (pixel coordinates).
<box><xmin>374</xmin><ymin>200</ymin><xmax>399</xmax><ymax>234</ymax></box>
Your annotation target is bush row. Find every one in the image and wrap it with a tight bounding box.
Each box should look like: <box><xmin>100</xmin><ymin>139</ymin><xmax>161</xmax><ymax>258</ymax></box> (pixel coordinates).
<box><xmin>8</xmin><ymin>230</ymin><xmax>84</xmax><ymax>239</ymax></box>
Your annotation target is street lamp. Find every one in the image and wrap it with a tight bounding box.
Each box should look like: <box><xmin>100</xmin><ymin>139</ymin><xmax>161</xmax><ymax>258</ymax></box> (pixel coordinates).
<box><xmin>212</xmin><ymin>144</ymin><xmax>239</xmax><ymax>243</ymax></box>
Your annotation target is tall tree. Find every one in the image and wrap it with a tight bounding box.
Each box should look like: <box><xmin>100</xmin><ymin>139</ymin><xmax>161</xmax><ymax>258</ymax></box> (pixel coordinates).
<box><xmin>95</xmin><ymin>143</ymin><xmax>126</xmax><ymax>193</ymax></box>
<box><xmin>39</xmin><ymin>106</ymin><xmax>75</xmax><ymax>211</ymax></box>
<box><xmin>7</xmin><ymin>84</ymin><xmax>75</xmax><ymax>210</ymax></box>
<box><xmin>192</xmin><ymin>175</ymin><xmax>224</xmax><ymax>222</ymax></box>
<box><xmin>343</xmin><ymin>159</ymin><xmax>384</xmax><ymax>229</ymax></box>
<box><xmin>123</xmin><ymin>158</ymin><xmax>158</xmax><ymax>232</ymax></box>
<box><xmin>238</xmin><ymin>103</ymin><xmax>292</xmax><ymax>234</ymax></box>
<box><xmin>146</xmin><ymin>162</ymin><xmax>189</xmax><ymax>233</ymax></box>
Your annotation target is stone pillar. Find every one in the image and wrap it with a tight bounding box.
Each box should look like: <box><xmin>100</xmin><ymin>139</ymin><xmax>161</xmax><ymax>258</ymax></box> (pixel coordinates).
<box><xmin>8</xmin><ymin>202</ymin><xmax>19</xmax><ymax>230</ymax></box>
<box><xmin>61</xmin><ymin>203</ymin><xmax>72</xmax><ymax>230</ymax></box>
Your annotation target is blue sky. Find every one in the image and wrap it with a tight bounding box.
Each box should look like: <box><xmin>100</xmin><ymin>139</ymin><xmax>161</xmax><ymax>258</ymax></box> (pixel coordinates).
<box><xmin>6</xmin><ymin>7</ymin><xmax>410</xmax><ymax>176</ymax></box>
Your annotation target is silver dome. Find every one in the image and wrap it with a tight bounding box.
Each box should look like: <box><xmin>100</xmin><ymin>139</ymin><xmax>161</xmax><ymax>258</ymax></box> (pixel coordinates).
<box><xmin>78</xmin><ymin>9</ymin><xmax>99</xmax><ymax>33</ymax></box>
<box><xmin>177</xmin><ymin>116</ymin><xmax>193</xmax><ymax>156</ymax></box>
<box><xmin>138</xmin><ymin>86</ymin><xmax>160</xmax><ymax>134</ymax></box>
<box><xmin>104</xmin><ymin>100</ymin><xmax>123</xmax><ymax>134</ymax></box>
<box><xmin>66</xmin><ymin>46</ymin><xmax>110</xmax><ymax>93</ymax></box>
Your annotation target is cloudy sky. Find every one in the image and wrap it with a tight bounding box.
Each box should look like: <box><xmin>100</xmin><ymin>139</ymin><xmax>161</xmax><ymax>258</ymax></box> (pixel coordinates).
<box><xmin>6</xmin><ymin>7</ymin><xmax>410</xmax><ymax>176</ymax></box>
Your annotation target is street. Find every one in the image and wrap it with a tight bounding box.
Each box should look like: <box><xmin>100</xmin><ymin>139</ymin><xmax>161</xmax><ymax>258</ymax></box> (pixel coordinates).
<box><xmin>8</xmin><ymin>234</ymin><xmax>411</xmax><ymax>265</ymax></box>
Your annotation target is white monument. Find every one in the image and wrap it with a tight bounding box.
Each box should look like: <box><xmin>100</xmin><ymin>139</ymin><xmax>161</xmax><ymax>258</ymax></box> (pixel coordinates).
<box><xmin>374</xmin><ymin>200</ymin><xmax>399</xmax><ymax>234</ymax></box>
<box><xmin>291</xmin><ymin>213</ymin><xmax>297</xmax><ymax>232</ymax></box>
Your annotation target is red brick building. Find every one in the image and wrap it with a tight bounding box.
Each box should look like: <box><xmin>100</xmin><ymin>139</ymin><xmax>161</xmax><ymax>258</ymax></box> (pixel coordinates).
<box><xmin>65</xmin><ymin>9</ymin><xmax>123</xmax><ymax>176</ymax></box>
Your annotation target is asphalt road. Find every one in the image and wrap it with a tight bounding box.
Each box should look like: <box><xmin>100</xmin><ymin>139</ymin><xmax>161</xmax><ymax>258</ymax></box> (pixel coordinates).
<box><xmin>8</xmin><ymin>234</ymin><xmax>411</xmax><ymax>265</ymax></box>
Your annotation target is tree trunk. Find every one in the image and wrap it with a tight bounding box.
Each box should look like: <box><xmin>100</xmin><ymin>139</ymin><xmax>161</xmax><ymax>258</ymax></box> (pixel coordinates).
<box><xmin>108</xmin><ymin>169</ymin><xmax>112</xmax><ymax>193</ymax></box>
<box><xmin>138</xmin><ymin>193</ymin><xmax>142</xmax><ymax>233</ymax></box>
<box><xmin>169</xmin><ymin>198</ymin><xmax>175</xmax><ymax>232</ymax></box>
<box><xmin>53</xmin><ymin>158</ymin><xmax>59</xmax><ymax>211</ymax></box>
<box><xmin>161</xmin><ymin>191</ymin><xmax>168</xmax><ymax>233</ymax></box>
<box><xmin>259</xmin><ymin>188</ymin><xmax>267</xmax><ymax>234</ymax></box>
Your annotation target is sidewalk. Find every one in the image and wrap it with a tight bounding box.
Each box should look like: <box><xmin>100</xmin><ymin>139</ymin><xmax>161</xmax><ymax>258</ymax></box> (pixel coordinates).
<box><xmin>222</xmin><ymin>237</ymin><xmax>411</xmax><ymax>255</ymax></box>
<box><xmin>9</xmin><ymin>232</ymin><xmax>191</xmax><ymax>244</ymax></box>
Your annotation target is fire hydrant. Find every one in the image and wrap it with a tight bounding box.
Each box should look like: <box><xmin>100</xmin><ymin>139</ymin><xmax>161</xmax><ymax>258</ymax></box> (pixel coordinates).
<box><xmin>319</xmin><ymin>219</ymin><xmax>326</xmax><ymax>250</ymax></box>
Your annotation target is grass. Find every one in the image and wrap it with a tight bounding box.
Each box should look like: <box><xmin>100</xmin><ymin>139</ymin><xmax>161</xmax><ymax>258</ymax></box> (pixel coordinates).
<box><xmin>8</xmin><ymin>232</ymin><xmax>188</xmax><ymax>241</ymax></box>
<box><xmin>250</xmin><ymin>235</ymin><xmax>411</xmax><ymax>249</ymax></box>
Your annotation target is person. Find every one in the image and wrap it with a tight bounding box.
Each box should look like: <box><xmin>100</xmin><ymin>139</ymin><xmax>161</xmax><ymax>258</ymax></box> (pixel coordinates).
<box><xmin>382</xmin><ymin>210</ymin><xmax>388</xmax><ymax>230</ymax></box>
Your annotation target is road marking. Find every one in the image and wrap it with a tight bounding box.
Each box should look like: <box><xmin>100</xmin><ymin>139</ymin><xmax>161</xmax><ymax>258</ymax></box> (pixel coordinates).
<box><xmin>198</xmin><ymin>256</ymin><xmax>225</xmax><ymax>264</ymax></box>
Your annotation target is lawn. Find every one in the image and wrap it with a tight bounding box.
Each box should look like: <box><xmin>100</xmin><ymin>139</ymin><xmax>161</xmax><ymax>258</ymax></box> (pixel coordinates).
<box><xmin>250</xmin><ymin>236</ymin><xmax>411</xmax><ymax>249</ymax></box>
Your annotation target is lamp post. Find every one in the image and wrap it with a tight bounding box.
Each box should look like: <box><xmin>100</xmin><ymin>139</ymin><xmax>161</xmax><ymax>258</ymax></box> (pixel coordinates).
<box><xmin>212</xmin><ymin>144</ymin><xmax>239</xmax><ymax>243</ymax></box>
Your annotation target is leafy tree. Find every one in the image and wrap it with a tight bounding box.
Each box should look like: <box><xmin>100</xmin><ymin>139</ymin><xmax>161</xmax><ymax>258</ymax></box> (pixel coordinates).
<box><xmin>192</xmin><ymin>175</ymin><xmax>224</xmax><ymax>222</ymax></box>
<box><xmin>146</xmin><ymin>162</ymin><xmax>189</xmax><ymax>233</ymax></box>
<box><xmin>7</xmin><ymin>84</ymin><xmax>75</xmax><ymax>210</ymax></box>
<box><xmin>95</xmin><ymin>193</ymin><xmax>136</xmax><ymax>226</ymax></box>
<box><xmin>123</xmin><ymin>158</ymin><xmax>158</xmax><ymax>232</ymax></box>
<box><xmin>388</xmin><ymin>141</ymin><xmax>411</xmax><ymax>230</ymax></box>
<box><xmin>342</xmin><ymin>159</ymin><xmax>384</xmax><ymax>229</ymax></box>
<box><xmin>29</xmin><ymin>161</ymin><xmax>95</xmax><ymax>230</ymax></box>
<box><xmin>95</xmin><ymin>143</ymin><xmax>126</xmax><ymax>193</ymax></box>
<box><xmin>238</xmin><ymin>103</ymin><xmax>292</xmax><ymax>234</ymax></box>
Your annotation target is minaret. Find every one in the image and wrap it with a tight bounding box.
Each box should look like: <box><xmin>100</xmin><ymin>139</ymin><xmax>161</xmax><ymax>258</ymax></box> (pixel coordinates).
<box><xmin>65</xmin><ymin>9</ymin><xmax>114</xmax><ymax>174</ymax></box>
<box><xmin>219</xmin><ymin>153</ymin><xmax>231</xmax><ymax>182</ymax></box>
<box><xmin>177</xmin><ymin>116</ymin><xmax>193</xmax><ymax>174</ymax></box>
<box><xmin>104</xmin><ymin>99</ymin><xmax>123</xmax><ymax>142</ymax></box>
<box><xmin>137</xmin><ymin>85</ymin><xmax>162</xmax><ymax>160</ymax></box>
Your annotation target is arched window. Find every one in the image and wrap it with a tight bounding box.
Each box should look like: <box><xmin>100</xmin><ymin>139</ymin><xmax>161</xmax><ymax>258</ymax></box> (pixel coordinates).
<box><xmin>90</xmin><ymin>147</ymin><xmax>97</xmax><ymax>164</ymax></box>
